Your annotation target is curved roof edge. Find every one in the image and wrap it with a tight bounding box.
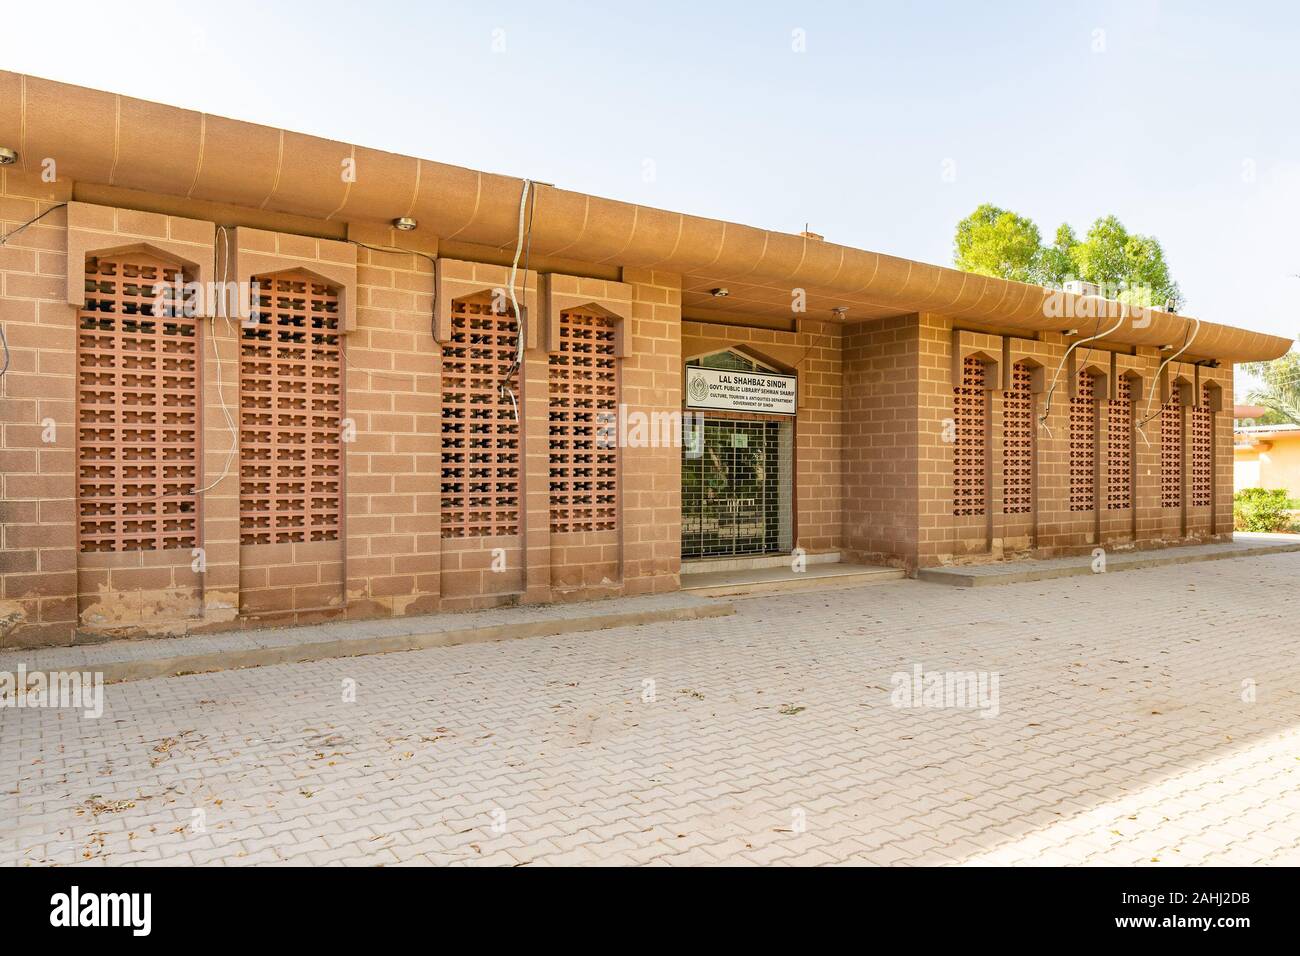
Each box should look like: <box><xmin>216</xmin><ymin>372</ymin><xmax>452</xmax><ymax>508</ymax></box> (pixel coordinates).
<box><xmin>0</xmin><ymin>71</ymin><xmax>1291</xmax><ymax>362</ymax></box>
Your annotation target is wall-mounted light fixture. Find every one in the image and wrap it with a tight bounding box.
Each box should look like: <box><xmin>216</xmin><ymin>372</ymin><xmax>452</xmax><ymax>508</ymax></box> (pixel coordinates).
<box><xmin>710</xmin><ymin>288</ymin><xmax>729</xmax><ymax>297</ymax></box>
<box><xmin>392</xmin><ymin>217</ymin><xmax>417</xmax><ymax>231</ymax></box>
<box><xmin>0</xmin><ymin>147</ymin><xmax>18</xmax><ymax>166</ymax></box>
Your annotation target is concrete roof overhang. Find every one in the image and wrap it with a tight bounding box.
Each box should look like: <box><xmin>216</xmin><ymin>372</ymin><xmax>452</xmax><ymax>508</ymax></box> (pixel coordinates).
<box><xmin>1</xmin><ymin>71</ymin><xmax>1292</xmax><ymax>363</ymax></box>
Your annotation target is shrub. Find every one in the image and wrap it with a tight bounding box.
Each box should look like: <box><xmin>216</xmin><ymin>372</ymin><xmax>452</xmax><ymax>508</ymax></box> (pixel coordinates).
<box><xmin>1233</xmin><ymin>488</ymin><xmax>1292</xmax><ymax>532</ymax></box>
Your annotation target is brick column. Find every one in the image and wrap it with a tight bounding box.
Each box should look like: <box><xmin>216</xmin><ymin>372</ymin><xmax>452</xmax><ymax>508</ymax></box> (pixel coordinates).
<box><xmin>519</xmin><ymin>322</ymin><xmax>552</xmax><ymax>604</ymax></box>
<box><xmin>1034</xmin><ymin>335</ymin><xmax>1070</xmax><ymax>554</ymax></box>
<box><xmin>0</xmin><ymin>170</ymin><xmax>76</xmax><ymax>647</ymax></box>
<box><xmin>620</xmin><ymin>269</ymin><xmax>681</xmax><ymax>595</ymax></box>
<box><xmin>916</xmin><ymin>314</ymin><xmax>955</xmax><ymax>566</ymax></box>
<box><xmin>345</xmin><ymin>236</ymin><xmax>440</xmax><ymax>619</ymax></box>
<box><xmin>1132</xmin><ymin>349</ymin><xmax>1163</xmax><ymax>543</ymax></box>
<box><xmin>1209</xmin><ymin>367</ymin><xmax>1234</xmax><ymax>537</ymax></box>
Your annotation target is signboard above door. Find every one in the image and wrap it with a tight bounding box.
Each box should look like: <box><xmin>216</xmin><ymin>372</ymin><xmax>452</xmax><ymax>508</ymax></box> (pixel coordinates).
<box><xmin>685</xmin><ymin>366</ymin><xmax>797</xmax><ymax>416</ymax></box>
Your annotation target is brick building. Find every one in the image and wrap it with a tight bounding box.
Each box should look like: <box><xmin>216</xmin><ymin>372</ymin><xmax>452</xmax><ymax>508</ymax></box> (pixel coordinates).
<box><xmin>0</xmin><ymin>72</ymin><xmax>1290</xmax><ymax>647</ymax></box>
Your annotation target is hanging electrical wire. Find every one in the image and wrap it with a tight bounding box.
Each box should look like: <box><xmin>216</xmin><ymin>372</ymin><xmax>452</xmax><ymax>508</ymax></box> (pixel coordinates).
<box><xmin>0</xmin><ymin>202</ymin><xmax>67</xmax><ymax>247</ymax></box>
<box><xmin>1037</xmin><ymin>307</ymin><xmax>1121</xmax><ymax>439</ymax></box>
<box><xmin>194</xmin><ymin>224</ymin><xmax>240</xmax><ymax>496</ymax></box>
<box><xmin>193</xmin><ymin>228</ymin><xmax>438</xmax><ymax>504</ymax></box>
<box><xmin>345</xmin><ymin>237</ymin><xmax>438</xmax><ymax>341</ymax></box>
<box><xmin>333</xmin><ymin>238</ymin><xmax>440</xmax><ymax>385</ymax></box>
<box><xmin>1134</xmin><ymin>314</ymin><xmax>1201</xmax><ymax>446</ymax></box>
<box><xmin>499</xmin><ymin>179</ymin><xmax>536</xmax><ymax>420</ymax></box>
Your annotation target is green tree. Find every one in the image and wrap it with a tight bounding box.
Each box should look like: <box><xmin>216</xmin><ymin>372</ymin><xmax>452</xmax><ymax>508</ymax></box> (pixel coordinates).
<box><xmin>953</xmin><ymin>204</ymin><xmax>1044</xmax><ymax>284</ymax></box>
<box><xmin>1038</xmin><ymin>224</ymin><xmax>1079</xmax><ymax>286</ymax></box>
<box><xmin>953</xmin><ymin>207</ymin><xmax>1183</xmax><ymax>310</ymax></box>
<box><xmin>1071</xmin><ymin>215</ymin><xmax>1182</xmax><ymax>311</ymax></box>
<box><xmin>1242</xmin><ymin>344</ymin><xmax>1300</xmax><ymax>424</ymax></box>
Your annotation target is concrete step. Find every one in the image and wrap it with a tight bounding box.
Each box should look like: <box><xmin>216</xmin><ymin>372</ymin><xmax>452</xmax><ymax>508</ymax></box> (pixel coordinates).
<box><xmin>917</xmin><ymin>533</ymin><xmax>1300</xmax><ymax>588</ymax></box>
<box><xmin>681</xmin><ymin>562</ymin><xmax>905</xmax><ymax>598</ymax></box>
<box><xmin>0</xmin><ymin>592</ymin><xmax>734</xmax><ymax>685</ymax></box>
<box><xmin>680</xmin><ymin>551</ymin><xmax>841</xmax><ymax>574</ymax></box>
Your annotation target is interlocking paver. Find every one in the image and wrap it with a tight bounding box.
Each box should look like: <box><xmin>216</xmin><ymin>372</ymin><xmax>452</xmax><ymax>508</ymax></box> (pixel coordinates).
<box><xmin>4</xmin><ymin>552</ymin><xmax>1300</xmax><ymax>866</ymax></box>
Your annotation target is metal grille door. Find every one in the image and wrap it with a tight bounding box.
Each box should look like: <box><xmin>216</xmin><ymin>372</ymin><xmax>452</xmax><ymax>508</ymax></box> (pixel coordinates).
<box><xmin>681</xmin><ymin>417</ymin><xmax>792</xmax><ymax>559</ymax></box>
<box><xmin>77</xmin><ymin>255</ymin><xmax>200</xmax><ymax>553</ymax></box>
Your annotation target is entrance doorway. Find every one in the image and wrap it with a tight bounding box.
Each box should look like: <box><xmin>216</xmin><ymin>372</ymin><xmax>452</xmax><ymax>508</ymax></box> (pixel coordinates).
<box><xmin>682</xmin><ymin>416</ymin><xmax>793</xmax><ymax>559</ymax></box>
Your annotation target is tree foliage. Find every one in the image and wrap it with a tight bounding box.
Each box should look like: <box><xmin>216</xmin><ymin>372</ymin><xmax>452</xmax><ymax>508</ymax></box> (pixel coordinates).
<box><xmin>953</xmin><ymin>206</ymin><xmax>1183</xmax><ymax>310</ymax></box>
<box><xmin>1242</xmin><ymin>345</ymin><xmax>1300</xmax><ymax>425</ymax></box>
<box><xmin>953</xmin><ymin>204</ymin><xmax>1043</xmax><ymax>284</ymax></box>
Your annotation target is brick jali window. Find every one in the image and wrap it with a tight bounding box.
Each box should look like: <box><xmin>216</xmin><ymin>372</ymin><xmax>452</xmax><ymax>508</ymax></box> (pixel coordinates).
<box><xmin>1191</xmin><ymin>384</ymin><xmax>1213</xmax><ymax>507</ymax></box>
<box><xmin>1069</xmin><ymin>371</ymin><xmax>1096</xmax><ymax>512</ymax></box>
<box><xmin>1002</xmin><ymin>362</ymin><xmax>1033</xmax><ymax>515</ymax></box>
<box><xmin>239</xmin><ymin>273</ymin><xmax>343</xmax><ymax>545</ymax></box>
<box><xmin>1106</xmin><ymin>376</ymin><xmax>1132</xmax><ymax>510</ymax></box>
<box><xmin>548</xmin><ymin>310</ymin><xmax>618</xmax><ymax>533</ymax></box>
<box><xmin>77</xmin><ymin>255</ymin><xmax>200</xmax><ymax>553</ymax></box>
<box><xmin>953</xmin><ymin>355</ymin><xmax>986</xmax><ymax>517</ymax></box>
<box><xmin>440</xmin><ymin>298</ymin><xmax>520</xmax><ymax>537</ymax></box>
<box><xmin>1160</xmin><ymin>397</ymin><xmax>1182</xmax><ymax>508</ymax></box>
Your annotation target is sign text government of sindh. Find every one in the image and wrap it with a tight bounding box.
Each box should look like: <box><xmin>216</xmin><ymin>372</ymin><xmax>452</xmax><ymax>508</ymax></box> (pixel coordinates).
<box><xmin>685</xmin><ymin>367</ymin><xmax>797</xmax><ymax>415</ymax></box>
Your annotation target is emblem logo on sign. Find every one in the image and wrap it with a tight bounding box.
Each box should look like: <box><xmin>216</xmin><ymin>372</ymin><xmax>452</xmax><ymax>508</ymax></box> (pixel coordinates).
<box><xmin>688</xmin><ymin>374</ymin><xmax>710</xmax><ymax>403</ymax></box>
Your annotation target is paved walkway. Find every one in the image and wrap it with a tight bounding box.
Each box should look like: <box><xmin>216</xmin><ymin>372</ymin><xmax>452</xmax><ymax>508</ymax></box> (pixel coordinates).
<box><xmin>0</xmin><ymin>592</ymin><xmax>731</xmax><ymax>683</ymax></box>
<box><xmin>917</xmin><ymin>532</ymin><xmax>1300</xmax><ymax>586</ymax></box>
<box><xmin>4</xmin><ymin>552</ymin><xmax>1300</xmax><ymax>866</ymax></box>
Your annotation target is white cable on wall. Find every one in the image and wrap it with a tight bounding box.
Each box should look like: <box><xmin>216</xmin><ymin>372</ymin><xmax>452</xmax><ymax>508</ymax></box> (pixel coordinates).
<box><xmin>194</xmin><ymin>225</ymin><xmax>239</xmax><ymax>495</ymax></box>
<box><xmin>499</xmin><ymin>178</ymin><xmax>533</xmax><ymax>420</ymax></box>
<box><xmin>1135</xmin><ymin>316</ymin><xmax>1202</xmax><ymax>440</ymax></box>
<box><xmin>1037</xmin><ymin>310</ymin><xmax>1126</xmax><ymax>438</ymax></box>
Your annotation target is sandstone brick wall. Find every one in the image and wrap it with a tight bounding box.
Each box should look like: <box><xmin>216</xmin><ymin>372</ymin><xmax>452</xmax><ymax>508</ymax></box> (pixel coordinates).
<box><xmin>343</xmin><ymin>241</ymin><xmax>440</xmax><ymax>620</ymax></box>
<box><xmin>841</xmin><ymin>316</ymin><xmax>919</xmax><ymax>566</ymax></box>
<box><xmin>0</xmin><ymin>186</ymin><xmax>685</xmax><ymax>646</ymax></box>
<box><xmin>0</xmin><ymin>169</ymin><xmax>74</xmax><ymax>648</ymax></box>
<box><xmin>919</xmin><ymin>313</ymin><xmax>1233</xmax><ymax>568</ymax></box>
<box><xmin>0</xmin><ymin>170</ymin><xmax>1251</xmax><ymax>647</ymax></box>
<box><xmin>621</xmin><ymin>270</ymin><xmax>683</xmax><ymax>594</ymax></box>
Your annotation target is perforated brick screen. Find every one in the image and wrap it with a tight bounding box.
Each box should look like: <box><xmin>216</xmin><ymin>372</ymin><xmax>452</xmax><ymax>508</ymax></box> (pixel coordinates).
<box><xmin>548</xmin><ymin>310</ymin><xmax>618</xmax><ymax>533</ymax></box>
<box><xmin>440</xmin><ymin>298</ymin><xmax>520</xmax><ymax>537</ymax></box>
<box><xmin>1106</xmin><ymin>375</ymin><xmax>1132</xmax><ymax>510</ymax></box>
<box><xmin>953</xmin><ymin>356</ymin><xmax>986</xmax><ymax>517</ymax></box>
<box><xmin>1068</xmin><ymin>371</ymin><xmax>1097</xmax><ymax>512</ymax></box>
<box><xmin>1002</xmin><ymin>362</ymin><xmax>1033</xmax><ymax>515</ymax></box>
<box><xmin>76</xmin><ymin>255</ymin><xmax>200</xmax><ymax>553</ymax></box>
<box><xmin>1190</xmin><ymin>384</ymin><xmax>1213</xmax><ymax>507</ymax></box>
<box><xmin>1160</xmin><ymin>398</ymin><xmax>1182</xmax><ymax>508</ymax></box>
<box><xmin>239</xmin><ymin>273</ymin><xmax>343</xmax><ymax>546</ymax></box>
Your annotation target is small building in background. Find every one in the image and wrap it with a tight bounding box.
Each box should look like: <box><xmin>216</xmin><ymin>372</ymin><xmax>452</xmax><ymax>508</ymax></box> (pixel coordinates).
<box><xmin>1235</xmin><ymin>424</ymin><xmax>1300</xmax><ymax>500</ymax></box>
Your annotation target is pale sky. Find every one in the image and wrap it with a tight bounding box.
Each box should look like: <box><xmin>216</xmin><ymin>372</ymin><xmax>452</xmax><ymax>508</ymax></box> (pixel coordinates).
<box><xmin>4</xmin><ymin>0</ymin><xmax>1297</xmax><ymax>394</ymax></box>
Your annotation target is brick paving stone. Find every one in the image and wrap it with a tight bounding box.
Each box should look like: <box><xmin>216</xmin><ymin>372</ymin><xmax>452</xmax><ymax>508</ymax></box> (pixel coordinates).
<box><xmin>4</xmin><ymin>553</ymin><xmax>1300</xmax><ymax>866</ymax></box>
